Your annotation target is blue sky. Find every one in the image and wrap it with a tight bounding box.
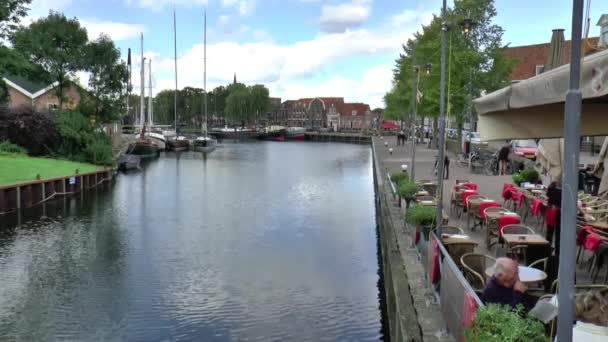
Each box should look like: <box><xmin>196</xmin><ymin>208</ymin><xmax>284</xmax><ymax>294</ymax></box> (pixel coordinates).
<box><xmin>25</xmin><ymin>0</ymin><xmax>608</xmax><ymax>108</ymax></box>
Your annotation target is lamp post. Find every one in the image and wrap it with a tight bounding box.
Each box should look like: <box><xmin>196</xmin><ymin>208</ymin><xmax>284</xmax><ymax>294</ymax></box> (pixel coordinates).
<box><xmin>410</xmin><ymin>57</ymin><xmax>431</xmax><ymax>181</ymax></box>
<box><xmin>460</xmin><ymin>14</ymin><xmax>477</xmax><ymax>131</ymax></box>
<box><xmin>557</xmin><ymin>2</ymin><xmax>584</xmax><ymax>341</ymax></box>
<box><xmin>435</xmin><ymin>0</ymin><xmax>448</xmax><ymax>238</ymax></box>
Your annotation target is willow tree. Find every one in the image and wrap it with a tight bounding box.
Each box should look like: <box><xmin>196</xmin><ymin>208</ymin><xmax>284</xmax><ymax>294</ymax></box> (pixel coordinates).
<box><xmin>384</xmin><ymin>0</ymin><xmax>512</xmax><ymax>151</ymax></box>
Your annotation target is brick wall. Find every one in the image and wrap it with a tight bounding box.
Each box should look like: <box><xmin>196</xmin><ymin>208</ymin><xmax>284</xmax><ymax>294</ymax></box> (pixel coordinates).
<box><xmin>7</xmin><ymin>88</ymin><xmax>31</xmax><ymax>110</ymax></box>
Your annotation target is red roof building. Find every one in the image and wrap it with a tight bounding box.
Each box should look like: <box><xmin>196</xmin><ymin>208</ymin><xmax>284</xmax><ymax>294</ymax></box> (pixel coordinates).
<box><xmin>504</xmin><ymin>36</ymin><xmax>600</xmax><ymax>81</ymax></box>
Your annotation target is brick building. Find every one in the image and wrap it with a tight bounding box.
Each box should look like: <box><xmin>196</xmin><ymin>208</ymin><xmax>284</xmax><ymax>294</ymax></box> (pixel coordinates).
<box><xmin>267</xmin><ymin>96</ymin><xmax>374</xmax><ymax>131</ymax></box>
<box><xmin>504</xmin><ymin>36</ymin><xmax>600</xmax><ymax>82</ymax></box>
<box><xmin>3</xmin><ymin>75</ymin><xmax>81</xmax><ymax>112</ymax></box>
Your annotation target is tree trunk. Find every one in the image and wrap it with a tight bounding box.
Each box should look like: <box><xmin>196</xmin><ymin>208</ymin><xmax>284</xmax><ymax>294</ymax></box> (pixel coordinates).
<box><xmin>457</xmin><ymin>121</ymin><xmax>463</xmax><ymax>155</ymax></box>
<box><xmin>432</xmin><ymin>117</ymin><xmax>438</xmax><ymax>149</ymax></box>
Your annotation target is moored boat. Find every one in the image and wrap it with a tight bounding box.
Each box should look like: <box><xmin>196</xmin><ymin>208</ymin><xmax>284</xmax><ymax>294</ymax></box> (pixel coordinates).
<box><xmin>144</xmin><ymin>132</ymin><xmax>167</xmax><ymax>150</ymax></box>
<box><xmin>285</xmin><ymin>127</ymin><xmax>305</xmax><ymax>141</ymax></box>
<box><xmin>166</xmin><ymin>136</ymin><xmax>190</xmax><ymax>152</ymax></box>
<box><xmin>192</xmin><ymin>136</ymin><xmax>216</xmax><ymax>152</ymax></box>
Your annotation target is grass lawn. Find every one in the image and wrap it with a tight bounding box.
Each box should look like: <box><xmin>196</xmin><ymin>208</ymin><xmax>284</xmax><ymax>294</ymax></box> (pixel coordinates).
<box><xmin>0</xmin><ymin>154</ymin><xmax>101</xmax><ymax>186</ymax></box>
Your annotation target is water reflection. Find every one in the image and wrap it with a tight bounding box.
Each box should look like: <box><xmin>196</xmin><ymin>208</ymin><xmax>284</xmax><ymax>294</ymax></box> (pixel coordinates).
<box><xmin>0</xmin><ymin>142</ymin><xmax>382</xmax><ymax>341</ymax></box>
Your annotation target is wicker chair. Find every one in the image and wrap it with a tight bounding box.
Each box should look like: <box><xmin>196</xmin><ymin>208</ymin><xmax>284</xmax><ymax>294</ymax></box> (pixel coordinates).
<box><xmin>437</xmin><ymin>225</ymin><xmax>465</xmax><ymax>236</ymax></box>
<box><xmin>465</xmin><ymin>195</ymin><xmax>485</xmax><ymax>229</ymax></box>
<box><xmin>484</xmin><ymin>207</ymin><xmax>510</xmax><ymax>248</ymax></box>
<box><xmin>416</xmin><ymin>195</ymin><xmax>436</xmax><ymax>202</ymax></box>
<box><xmin>500</xmin><ymin>224</ymin><xmax>536</xmax><ymax>256</ymax></box>
<box><xmin>461</xmin><ymin>253</ymin><xmax>496</xmax><ymax>293</ymax></box>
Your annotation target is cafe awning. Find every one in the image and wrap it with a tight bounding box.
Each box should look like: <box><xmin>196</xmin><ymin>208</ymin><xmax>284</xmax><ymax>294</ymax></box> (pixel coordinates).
<box><xmin>474</xmin><ymin>48</ymin><xmax>608</xmax><ymax>141</ymax></box>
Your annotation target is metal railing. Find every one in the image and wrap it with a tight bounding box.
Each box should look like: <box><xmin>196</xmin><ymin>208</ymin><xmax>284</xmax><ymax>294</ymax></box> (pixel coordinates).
<box><xmin>429</xmin><ymin>231</ymin><xmax>483</xmax><ymax>340</ymax></box>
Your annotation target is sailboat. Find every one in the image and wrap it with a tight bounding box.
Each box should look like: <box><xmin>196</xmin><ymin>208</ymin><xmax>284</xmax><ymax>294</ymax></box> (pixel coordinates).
<box><xmin>144</xmin><ymin>59</ymin><xmax>167</xmax><ymax>150</ymax></box>
<box><xmin>166</xmin><ymin>8</ymin><xmax>190</xmax><ymax>152</ymax></box>
<box><xmin>192</xmin><ymin>9</ymin><xmax>216</xmax><ymax>153</ymax></box>
<box><xmin>127</xmin><ymin>33</ymin><xmax>160</xmax><ymax>159</ymax></box>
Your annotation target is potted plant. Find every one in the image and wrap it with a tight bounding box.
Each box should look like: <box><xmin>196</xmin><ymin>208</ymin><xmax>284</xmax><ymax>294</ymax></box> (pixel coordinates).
<box><xmin>512</xmin><ymin>172</ymin><xmax>523</xmax><ymax>186</ymax></box>
<box><xmin>464</xmin><ymin>304</ymin><xmax>546</xmax><ymax>342</ymax></box>
<box><xmin>405</xmin><ymin>204</ymin><xmax>436</xmax><ymax>240</ymax></box>
<box><xmin>390</xmin><ymin>171</ymin><xmax>409</xmax><ymax>186</ymax></box>
<box><xmin>519</xmin><ymin>168</ymin><xmax>540</xmax><ymax>184</ymax></box>
<box><xmin>398</xmin><ymin>180</ymin><xmax>419</xmax><ymax>208</ymax></box>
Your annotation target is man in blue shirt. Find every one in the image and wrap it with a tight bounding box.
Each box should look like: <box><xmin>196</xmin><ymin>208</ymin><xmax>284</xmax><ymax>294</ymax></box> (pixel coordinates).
<box><xmin>481</xmin><ymin>257</ymin><xmax>529</xmax><ymax>310</ymax></box>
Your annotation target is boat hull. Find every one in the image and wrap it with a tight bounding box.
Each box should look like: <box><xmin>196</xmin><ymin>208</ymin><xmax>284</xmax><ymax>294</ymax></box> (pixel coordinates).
<box><xmin>166</xmin><ymin>139</ymin><xmax>190</xmax><ymax>152</ymax></box>
<box><xmin>127</xmin><ymin>140</ymin><xmax>160</xmax><ymax>159</ymax></box>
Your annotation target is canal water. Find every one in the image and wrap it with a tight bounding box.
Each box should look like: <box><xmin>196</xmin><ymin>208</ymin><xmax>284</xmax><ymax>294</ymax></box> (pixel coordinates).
<box><xmin>0</xmin><ymin>142</ymin><xmax>383</xmax><ymax>341</ymax></box>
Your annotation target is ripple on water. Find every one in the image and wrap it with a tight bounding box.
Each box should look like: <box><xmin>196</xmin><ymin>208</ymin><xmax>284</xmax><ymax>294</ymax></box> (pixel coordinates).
<box><xmin>0</xmin><ymin>143</ymin><xmax>383</xmax><ymax>341</ymax></box>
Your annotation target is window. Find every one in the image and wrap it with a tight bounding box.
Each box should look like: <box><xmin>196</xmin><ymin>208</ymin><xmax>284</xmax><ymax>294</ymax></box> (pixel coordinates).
<box><xmin>351</xmin><ymin>110</ymin><xmax>356</xmax><ymax>116</ymax></box>
<box><xmin>535</xmin><ymin>65</ymin><xmax>545</xmax><ymax>75</ymax></box>
<box><xmin>48</xmin><ymin>103</ymin><xmax>59</xmax><ymax>111</ymax></box>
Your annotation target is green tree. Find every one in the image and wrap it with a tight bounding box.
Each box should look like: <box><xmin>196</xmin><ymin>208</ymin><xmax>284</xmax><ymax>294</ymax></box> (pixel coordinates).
<box><xmin>0</xmin><ymin>0</ymin><xmax>31</xmax><ymax>40</ymax></box>
<box><xmin>209</xmin><ymin>85</ymin><xmax>229</xmax><ymax>119</ymax></box>
<box><xmin>80</xmin><ymin>34</ymin><xmax>127</xmax><ymax>124</ymax></box>
<box><xmin>225</xmin><ymin>85</ymin><xmax>251</xmax><ymax>126</ymax></box>
<box><xmin>249</xmin><ymin>84</ymin><xmax>270</xmax><ymax>126</ymax></box>
<box><xmin>12</xmin><ymin>11</ymin><xmax>88</xmax><ymax>110</ymax></box>
<box><xmin>385</xmin><ymin>0</ymin><xmax>512</xmax><ymax>151</ymax></box>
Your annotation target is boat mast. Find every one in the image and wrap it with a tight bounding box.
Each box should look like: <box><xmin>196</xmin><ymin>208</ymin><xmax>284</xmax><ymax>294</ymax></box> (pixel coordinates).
<box><xmin>140</xmin><ymin>33</ymin><xmax>145</xmax><ymax>137</ymax></box>
<box><xmin>203</xmin><ymin>9</ymin><xmax>208</xmax><ymax>137</ymax></box>
<box><xmin>148</xmin><ymin>59</ymin><xmax>153</xmax><ymax>128</ymax></box>
<box><xmin>173</xmin><ymin>6</ymin><xmax>179</xmax><ymax>136</ymax></box>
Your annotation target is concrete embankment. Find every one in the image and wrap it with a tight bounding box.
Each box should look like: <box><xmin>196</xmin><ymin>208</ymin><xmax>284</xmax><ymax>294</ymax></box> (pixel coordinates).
<box><xmin>372</xmin><ymin>136</ymin><xmax>452</xmax><ymax>342</ymax></box>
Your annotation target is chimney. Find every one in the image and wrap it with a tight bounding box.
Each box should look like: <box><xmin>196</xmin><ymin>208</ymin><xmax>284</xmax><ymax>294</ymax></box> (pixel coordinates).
<box><xmin>598</xmin><ymin>14</ymin><xmax>608</xmax><ymax>48</ymax></box>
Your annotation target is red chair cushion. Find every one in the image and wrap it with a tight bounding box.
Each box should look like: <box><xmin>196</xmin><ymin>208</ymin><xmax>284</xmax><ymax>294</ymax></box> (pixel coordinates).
<box><xmin>532</xmin><ymin>198</ymin><xmax>543</xmax><ymax>217</ymax></box>
<box><xmin>584</xmin><ymin>233</ymin><xmax>604</xmax><ymax>252</ymax></box>
<box><xmin>479</xmin><ymin>201</ymin><xmax>501</xmax><ymax>219</ymax></box>
<box><xmin>502</xmin><ymin>184</ymin><xmax>514</xmax><ymax>201</ymax></box>
<box><xmin>461</xmin><ymin>190</ymin><xmax>478</xmax><ymax>207</ymax></box>
<box><xmin>577</xmin><ymin>226</ymin><xmax>595</xmax><ymax>246</ymax></box>
<box><xmin>463</xmin><ymin>183</ymin><xmax>478</xmax><ymax>191</ymax></box>
<box><xmin>498</xmin><ymin>215</ymin><xmax>521</xmax><ymax>233</ymax></box>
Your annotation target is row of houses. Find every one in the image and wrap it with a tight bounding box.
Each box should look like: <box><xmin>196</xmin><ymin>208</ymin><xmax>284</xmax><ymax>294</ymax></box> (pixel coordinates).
<box><xmin>265</xmin><ymin>97</ymin><xmax>382</xmax><ymax>131</ymax></box>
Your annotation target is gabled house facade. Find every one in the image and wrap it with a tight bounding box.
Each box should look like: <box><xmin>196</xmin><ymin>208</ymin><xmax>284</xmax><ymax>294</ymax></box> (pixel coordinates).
<box><xmin>3</xmin><ymin>75</ymin><xmax>81</xmax><ymax>112</ymax></box>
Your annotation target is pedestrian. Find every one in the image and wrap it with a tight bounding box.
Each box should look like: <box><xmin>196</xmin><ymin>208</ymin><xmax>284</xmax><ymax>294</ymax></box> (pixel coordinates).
<box><xmin>546</xmin><ymin>180</ymin><xmax>562</xmax><ymax>255</ymax></box>
<box><xmin>498</xmin><ymin>143</ymin><xmax>511</xmax><ymax>175</ymax></box>
<box><xmin>433</xmin><ymin>155</ymin><xmax>450</xmax><ymax>179</ymax></box>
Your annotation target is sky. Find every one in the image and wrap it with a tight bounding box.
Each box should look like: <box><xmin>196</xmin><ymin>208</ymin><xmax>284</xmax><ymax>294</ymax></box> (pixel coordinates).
<box><xmin>23</xmin><ymin>0</ymin><xmax>608</xmax><ymax>109</ymax></box>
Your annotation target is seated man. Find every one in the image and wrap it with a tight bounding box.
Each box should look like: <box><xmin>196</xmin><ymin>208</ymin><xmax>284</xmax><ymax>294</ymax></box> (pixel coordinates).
<box><xmin>481</xmin><ymin>257</ymin><xmax>529</xmax><ymax>310</ymax></box>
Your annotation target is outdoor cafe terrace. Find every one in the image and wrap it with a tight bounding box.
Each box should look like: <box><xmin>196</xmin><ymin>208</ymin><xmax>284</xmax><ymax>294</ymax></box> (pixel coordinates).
<box><xmin>379</xmin><ymin>138</ymin><xmax>608</xmax><ymax>341</ymax></box>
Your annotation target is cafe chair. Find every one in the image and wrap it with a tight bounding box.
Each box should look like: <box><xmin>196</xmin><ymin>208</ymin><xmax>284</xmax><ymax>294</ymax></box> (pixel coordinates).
<box><xmin>465</xmin><ymin>195</ymin><xmax>485</xmax><ymax>230</ymax></box>
<box><xmin>416</xmin><ymin>195</ymin><xmax>436</xmax><ymax>202</ymax></box>
<box><xmin>422</xmin><ymin>183</ymin><xmax>437</xmax><ymax>197</ymax></box>
<box><xmin>438</xmin><ymin>225</ymin><xmax>465</xmax><ymax>236</ymax></box>
<box><xmin>455</xmin><ymin>179</ymin><xmax>470</xmax><ymax>185</ymax></box>
<box><xmin>506</xmin><ymin>245</ymin><xmax>528</xmax><ymax>265</ymax></box>
<box><xmin>461</xmin><ymin>253</ymin><xmax>496</xmax><ymax>293</ymax></box>
<box><xmin>500</xmin><ymin>224</ymin><xmax>536</xmax><ymax>255</ymax></box>
<box><xmin>484</xmin><ymin>207</ymin><xmax>510</xmax><ymax>248</ymax></box>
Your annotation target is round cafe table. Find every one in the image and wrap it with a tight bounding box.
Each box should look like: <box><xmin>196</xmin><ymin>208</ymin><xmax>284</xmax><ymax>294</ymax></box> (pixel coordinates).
<box><xmin>485</xmin><ymin>265</ymin><xmax>547</xmax><ymax>284</ymax></box>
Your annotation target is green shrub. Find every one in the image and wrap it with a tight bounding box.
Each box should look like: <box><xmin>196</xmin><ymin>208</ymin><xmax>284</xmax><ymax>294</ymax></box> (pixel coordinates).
<box><xmin>55</xmin><ymin>110</ymin><xmax>114</xmax><ymax>166</ymax></box>
<box><xmin>512</xmin><ymin>172</ymin><xmax>523</xmax><ymax>186</ymax></box>
<box><xmin>397</xmin><ymin>180</ymin><xmax>419</xmax><ymax>201</ymax></box>
<box><xmin>391</xmin><ymin>171</ymin><xmax>409</xmax><ymax>185</ymax></box>
<box><xmin>519</xmin><ymin>168</ymin><xmax>540</xmax><ymax>183</ymax></box>
<box><xmin>406</xmin><ymin>205</ymin><xmax>436</xmax><ymax>226</ymax></box>
<box><xmin>464</xmin><ymin>304</ymin><xmax>546</xmax><ymax>342</ymax></box>
<box><xmin>0</xmin><ymin>141</ymin><xmax>27</xmax><ymax>155</ymax></box>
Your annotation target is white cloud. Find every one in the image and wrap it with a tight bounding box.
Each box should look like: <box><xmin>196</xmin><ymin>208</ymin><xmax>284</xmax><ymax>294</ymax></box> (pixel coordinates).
<box><xmin>124</xmin><ymin>0</ymin><xmax>208</xmax><ymax>12</ymax></box>
<box><xmin>319</xmin><ymin>0</ymin><xmax>372</xmax><ymax>33</ymax></box>
<box><xmin>80</xmin><ymin>19</ymin><xmax>145</xmax><ymax>41</ymax></box>
<box><xmin>126</xmin><ymin>4</ymin><xmax>433</xmax><ymax>109</ymax></box>
<box><xmin>220</xmin><ymin>0</ymin><xmax>257</xmax><ymax>16</ymax></box>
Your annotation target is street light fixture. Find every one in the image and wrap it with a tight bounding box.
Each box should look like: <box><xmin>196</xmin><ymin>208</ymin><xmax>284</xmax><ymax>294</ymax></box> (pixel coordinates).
<box><xmin>424</xmin><ymin>63</ymin><xmax>432</xmax><ymax>75</ymax></box>
<box><xmin>460</xmin><ymin>16</ymin><xmax>475</xmax><ymax>39</ymax></box>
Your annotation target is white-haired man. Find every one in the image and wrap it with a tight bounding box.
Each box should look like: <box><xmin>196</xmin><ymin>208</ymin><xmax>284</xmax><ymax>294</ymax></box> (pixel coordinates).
<box><xmin>481</xmin><ymin>257</ymin><xmax>529</xmax><ymax>309</ymax></box>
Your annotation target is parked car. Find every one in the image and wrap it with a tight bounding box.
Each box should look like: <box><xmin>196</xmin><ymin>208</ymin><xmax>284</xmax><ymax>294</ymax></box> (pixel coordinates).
<box><xmin>466</xmin><ymin>132</ymin><xmax>488</xmax><ymax>146</ymax></box>
<box><xmin>511</xmin><ymin>139</ymin><xmax>538</xmax><ymax>161</ymax></box>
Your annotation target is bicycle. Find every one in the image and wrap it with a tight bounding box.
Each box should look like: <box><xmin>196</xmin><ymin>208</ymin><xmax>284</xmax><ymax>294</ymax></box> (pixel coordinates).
<box><xmin>483</xmin><ymin>152</ymin><xmax>513</xmax><ymax>176</ymax></box>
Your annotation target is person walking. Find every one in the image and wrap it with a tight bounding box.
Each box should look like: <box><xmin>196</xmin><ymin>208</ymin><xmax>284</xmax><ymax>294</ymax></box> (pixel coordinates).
<box><xmin>498</xmin><ymin>143</ymin><xmax>511</xmax><ymax>175</ymax></box>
